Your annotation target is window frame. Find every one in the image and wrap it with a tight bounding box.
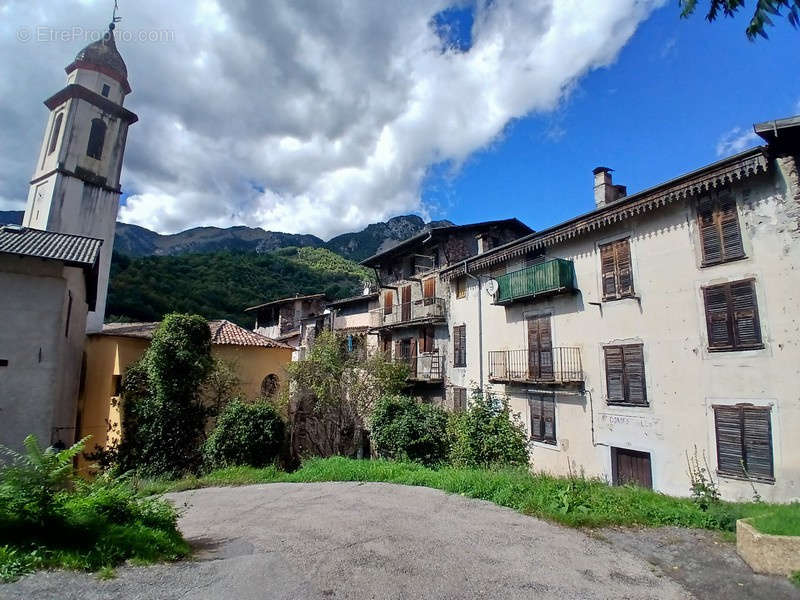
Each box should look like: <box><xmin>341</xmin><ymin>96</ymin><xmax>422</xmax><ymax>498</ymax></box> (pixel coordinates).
<box><xmin>453</xmin><ymin>387</ymin><xmax>467</xmax><ymax>412</ymax></box>
<box><xmin>599</xmin><ymin>237</ymin><xmax>635</xmax><ymax>301</ymax></box>
<box><xmin>702</xmin><ymin>279</ymin><xmax>763</xmax><ymax>352</ymax></box>
<box><xmin>604</xmin><ymin>343</ymin><xmax>648</xmax><ymax>406</ymax></box>
<box><xmin>86</xmin><ymin>118</ymin><xmax>107</xmax><ymax>160</ymax></box>
<box><xmin>713</xmin><ymin>404</ymin><xmax>774</xmax><ymax>482</ymax></box>
<box><xmin>697</xmin><ymin>194</ymin><xmax>746</xmax><ymax>267</ymax></box>
<box><xmin>529</xmin><ymin>392</ymin><xmax>556</xmax><ymax>445</ymax></box>
<box><xmin>455</xmin><ymin>277</ymin><xmax>466</xmax><ymax>299</ymax></box>
<box><xmin>453</xmin><ymin>324</ymin><xmax>466</xmax><ymax>367</ymax></box>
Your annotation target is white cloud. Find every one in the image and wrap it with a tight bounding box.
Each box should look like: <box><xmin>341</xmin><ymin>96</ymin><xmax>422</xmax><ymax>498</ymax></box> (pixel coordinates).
<box><xmin>0</xmin><ymin>0</ymin><xmax>663</xmax><ymax>238</ymax></box>
<box><xmin>715</xmin><ymin>126</ymin><xmax>761</xmax><ymax>157</ymax></box>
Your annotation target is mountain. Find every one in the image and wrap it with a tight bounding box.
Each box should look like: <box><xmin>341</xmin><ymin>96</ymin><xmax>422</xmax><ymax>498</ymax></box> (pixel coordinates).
<box><xmin>1</xmin><ymin>211</ymin><xmax>453</xmax><ymax>262</ymax></box>
<box><xmin>107</xmin><ymin>247</ymin><xmax>373</xmax><ymax>327</ymax></box>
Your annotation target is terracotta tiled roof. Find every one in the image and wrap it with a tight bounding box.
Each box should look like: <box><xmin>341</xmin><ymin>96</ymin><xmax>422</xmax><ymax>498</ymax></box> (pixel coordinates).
<box><xmin>0</xmin><ymin>225</ymin><xmax>102</xmax><ymax>266</ymax></box>
<box><xmin>97</xmin><ymin>320</ymin><xmax>292</xmax><ymax>349</ymax></box>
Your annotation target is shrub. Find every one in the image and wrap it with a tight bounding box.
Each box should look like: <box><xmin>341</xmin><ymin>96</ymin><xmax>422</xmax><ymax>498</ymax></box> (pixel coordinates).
<box><xmin>371</xmin><ymin>395</ymin><xmax>449</xmax><ymax>467</ymax></box>
<box><xmin>447</xmin><ymin>390</ymin><xmax>529</xmax><ymax>468</ymax></box>
<box><xmin>117</xmin><ymin>313</ymin><xmax>214</xmax><ymax>478</ymax></box>
<box><xmin>203</xmin><ymin>400</ymin><xmax>285</xmax><ymax>469</ymax></box>
<box><xmin>0</xmin><ymin>436</ymin><xmax>187</xmax><ymax>581</ymax></box>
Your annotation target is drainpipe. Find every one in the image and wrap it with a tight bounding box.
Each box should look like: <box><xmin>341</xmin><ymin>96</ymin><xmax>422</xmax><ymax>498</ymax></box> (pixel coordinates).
<box><xmin>462</xmin><ymin>260</ymin><xmax>484</xmax><ymax>393</ymax></box>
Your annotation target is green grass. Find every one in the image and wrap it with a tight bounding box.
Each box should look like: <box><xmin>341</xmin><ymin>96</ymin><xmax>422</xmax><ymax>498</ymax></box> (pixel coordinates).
<box><xmin>140</xmin><ymin>457</ymin><xmax>799</xmax><ymax>534</ymax></box>
<box><xmin>790</xmin><ymin>571</ymin><xmax>800</xmax><ymax>588</ymax></box>
<box><xmin>746</xmin><ymin>503</ymin><xmax>800</xmax><ymax>536</ymax></box>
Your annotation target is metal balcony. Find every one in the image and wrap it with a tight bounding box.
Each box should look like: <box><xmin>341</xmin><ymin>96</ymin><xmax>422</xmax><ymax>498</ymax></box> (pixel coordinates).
<box><xmin>494</xmin><ymin>259</ymin><xmax>576</xmax><ymax>305</ymax></box>
<box><xmin>395</xmin><ymin>350</ymin><xmax>444</xmax><ymax>382</ymax></box>
<box><xmin>488</xmin><ymin>347</ymin><xmax>583</xmax><ymax>384</ymax></box>
<box><xmin>369</xmin><ymin>297</ymin><xmax>446</xmax><ymax>329</ymax></box>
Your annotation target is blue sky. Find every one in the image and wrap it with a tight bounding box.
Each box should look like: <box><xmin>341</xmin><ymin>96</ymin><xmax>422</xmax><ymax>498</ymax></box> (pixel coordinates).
<box><xmin>422</xmin><ymin>5</ymin><xmax>800</xmax><ymax>232</ymax></box>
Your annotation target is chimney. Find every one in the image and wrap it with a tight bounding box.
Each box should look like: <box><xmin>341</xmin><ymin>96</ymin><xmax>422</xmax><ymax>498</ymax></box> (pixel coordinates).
<box><xmin>593</xmin><ymin>167</ymin><xmax>626</xmax><ymax>209</ymax></box>
<box><xmin>475</xmin><ymin>232</ymin><xmax>493</xmax><ymax>255</ymax></box>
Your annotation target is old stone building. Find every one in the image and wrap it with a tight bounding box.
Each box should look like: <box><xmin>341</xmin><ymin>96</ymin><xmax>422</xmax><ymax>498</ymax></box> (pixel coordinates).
<box><xmin>438</xmin><ymin>115</ymin><xmax>800</xmax><ymax>502</ymax></box>
<box><xmin>246</xmin><ymin>293</ymin><xmax>328</xmax><ymax>355</ymax></box>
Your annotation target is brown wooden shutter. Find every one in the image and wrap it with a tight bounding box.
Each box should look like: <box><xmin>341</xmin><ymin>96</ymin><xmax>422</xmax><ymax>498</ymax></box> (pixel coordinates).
<box><xmin>714</xmin><ymin>406</ymin><xmax>745</xmax><ymax>477</ymax></box>
<box><xmin>423</xmin><ymin>278</ymin><xmax>436</xmax><ymax>298</ymax></box>
<box><xmin>704</xmin><ymin>284</ymin><xmax>733</xmax><ymax>349</ymax></box>
<box><xmin>454</xmin><ymin>325</ymin><xmax>466</xmax><ymax>367</ymax></box>
<box><xmin>742</xmin><ymin>407</ymin><xmax>773</xmax><ymax>479</ymax></box>
<box><xmin>698</xmin><ymin>196</ymin><xmax>722</xmax><ymax>265</ymax></box>
<box><xmin>615</xmin><ymin>239</ymin><xmax>633</xmax><ymax>296</ymax></box>
<box><xmin>623</xmin><ymin>344</ymin><xmax>647</xmax><ymax>405</ymax></box>
<box><xmin>730</xmin><ymin>280</ymin><xmax>761</xmax><ymax>348</ymax></box>
<box><xmin>604</xmin><ymin>346</ymin><xmax>625</xmax><ymax>403</ymax></box>
<box><xmin>542</xmin><ymin>395</ymin><xmax>556</xmax><ymax>443</ymax></box>
<box><xmin>600</xmin><ymin>243</ymin><xmax>618</xmax><ymax>299</ymax></box>
<box><xmin>718</xmin><ymin>196</ymin><xmax>744</xmax><ymax>261</ymax></box>
<box><xmin>529</xmin><ymin>395</ymin><xmax>543</xmax><ymax>441</ymax></box>
<box><xmin>384</xmin><ymin>291</ymin><xmax>394</xmax><ymax>315</ymax></box>
<box><xmin>394</xmin><ymin>339</ymin><xmax>402</xmax><ymax>360</ymax></box>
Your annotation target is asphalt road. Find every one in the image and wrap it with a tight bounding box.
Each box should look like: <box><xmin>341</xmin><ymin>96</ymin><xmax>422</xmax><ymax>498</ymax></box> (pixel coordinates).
<box><xmin>5</xmin><ymin>482</ymin><xmax>693</xmax><ymax>599</ymax></box>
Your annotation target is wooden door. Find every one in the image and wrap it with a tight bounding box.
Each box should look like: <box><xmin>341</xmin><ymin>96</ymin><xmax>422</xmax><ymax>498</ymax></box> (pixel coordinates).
<box><xmin>401</xmin><ymin>285</ymin><xmax>412</xmax><ymax>322</ymax></box>
<box><xmin>613</xmin><ymin>448</ymin><xmax>652</xmax><ymax>489</ymax></box>
<box><xmin>527</xmin><ymin>315</ymin><xmax>553</xmax><ymax>380</ymax></box>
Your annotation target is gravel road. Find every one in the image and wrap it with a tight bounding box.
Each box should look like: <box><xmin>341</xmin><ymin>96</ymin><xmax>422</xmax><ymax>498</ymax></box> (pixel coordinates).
<box><xmin>4</xmin><ymin>482</ymin><xmax>693</xmax><ymax>599</ymax></box>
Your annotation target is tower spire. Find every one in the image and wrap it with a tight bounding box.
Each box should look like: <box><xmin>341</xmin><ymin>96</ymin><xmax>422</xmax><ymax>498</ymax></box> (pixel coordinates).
<box><xmin>112</xmin><ymin>0</ymin><xmax>122</xmax><ymax>29</ymax></box>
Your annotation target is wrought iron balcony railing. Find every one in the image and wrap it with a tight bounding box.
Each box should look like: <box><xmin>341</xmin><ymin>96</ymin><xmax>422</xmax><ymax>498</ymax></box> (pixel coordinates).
<box><xmin>395</xmin><ymin>350</ymin><xmax>444</xmax><ymax>382</ymax></box>
<box><xmin>494</xmin><ymin>258</ymin><xmax>576</xmax><ymax>305</ymax></box>
<box><xmin>488</xmin><ymin>347</ymin><xmax>583</xmax><ymax>384</ymax></box>
<box><xmin>370</xmin><ymin>297</ymin><xmax>446</xmax><ymax>329</ymax></box>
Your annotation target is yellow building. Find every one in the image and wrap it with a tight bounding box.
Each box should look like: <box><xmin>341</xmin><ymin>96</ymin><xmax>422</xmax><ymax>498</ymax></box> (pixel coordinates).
<box><xmin>77</xmin><ymin>320</ymin><xmax>293</xmax><ymax>468</ymax></box>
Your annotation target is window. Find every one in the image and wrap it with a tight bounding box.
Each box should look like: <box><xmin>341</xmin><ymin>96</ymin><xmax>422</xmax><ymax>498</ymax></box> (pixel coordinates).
<box><xmin>714</xmin><ymin>405</ymin><xmax>773</xmax><ymax>481</ymax></box>
<box><xmin>48</xmin><ymin>113</ymin><xmax>63</xmax><ymax>155</ymax></box>
<box><xmin>453</xmin><ymin>387</ymin><xmax>467</xmax><ymax>412</ymax></box>
<box><xmin>260</xmin><ymin>374</ymin><xmax>279</xmax><ymax>398</ymax></box>
<box><xmin>101</xmin><ymin>83</ymin><xmax>111</xmax><ymax>97</ymax></box>
<box><xmin>64</xmin><ymin>291</ymin><xmax>73</xmax><ymax>338</ymax></box>
<box><xmin>698</xmin><ymin>195</ymin><xmax>744</xmax><ymax>266</ymax></box>
<box><xmin>86</xmin><ymin>118</ymin><xmax>107</xmax><ymax>159</ymax></box>
<box><xmin>703</xmin><ymin>279</ymin><xmax>762</xmax><ymax>351</ymax></box>
<box><xmin>453</xmin><ymin>325</ymin><xmax>466</xmax><ymax>367</ymax></box>
<box><xmin>599</xmin><ymin>238</ymin><xmax>634</xmax><ymax>300</ymax></box>
<box><xmin>384</xmin><ymin>290</ymin><xmax>394</xmax><ymax>315</ymax></box>
<box><xmin>529</xmin><ymin>392</ymin><xmax>556</xmax><ymax>445</ymax></box>
<box><xmin>604</xmin><ymin>344</ymin><xmax>647</xmax><ymax>406</ymax></box>
<box><xmin>455</xmin><ymin>277</ymin><xmax>466</xmax><ymax>299</ymax></box>
<box><xmin>112</xmin><ymin>375</ymin><xmax>122</xmax><ymax>396</ymax></box>
<box><xmin>423</xmin><ymin>277</ymin><xmax>436</xmax><ymax>299</ymax></box>
<box><xmin>419</xmin><ymin>325</ymin><xmax>434</xmax><ymax>353</ymax></box>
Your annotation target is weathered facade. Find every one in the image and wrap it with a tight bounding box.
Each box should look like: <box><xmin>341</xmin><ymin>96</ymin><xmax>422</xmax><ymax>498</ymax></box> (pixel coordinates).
<box><xmin>246</xmin><ymin>293</ymin><xmax>328</xmax><ymax>354</ymax></box>
<box><xmin>440</xmin><ymin>116</ymin><xmax>800</xmax><ymax>502</ymax></box>
<box><xmin>361</xmin><ymin>219</ymin><xmax>533</xmax><ymax>405</ymax></box>
<box><xmin>0</xmin><ymin>226</ymin><xmax>102</xmax><ymax>449</ymax></box>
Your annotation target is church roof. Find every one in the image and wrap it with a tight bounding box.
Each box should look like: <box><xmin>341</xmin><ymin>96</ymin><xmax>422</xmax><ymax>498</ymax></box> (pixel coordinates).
<box><xmin>0</xmin><ymin>225</ymin><xmax>102</xmax><ymax>267</ymax></box>
<box><xmin>68</xmin><ymin>26</ymin><xmax>130</xmax><ymax>94</ymax></box>
<box><xmin>98</xmin><ymin>319</ymin><xmax>294</xmax><ymax>349</ymax></box>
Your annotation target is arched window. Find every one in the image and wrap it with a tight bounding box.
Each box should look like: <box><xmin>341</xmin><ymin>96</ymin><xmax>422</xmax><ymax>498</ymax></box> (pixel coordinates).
<box><xmin>260</xmin><ymin>374</ymin><xmax>279</xmax><ymax>398</ymax></box>
<box><xmin>48</xmin><ymin>113</ymin><xmax>63</xmax><ymax>155</ymax></box>
<box><xmin>86</xmin><ymin>118</ymin><xmax>107</xmax><ymax>160</ymax></box>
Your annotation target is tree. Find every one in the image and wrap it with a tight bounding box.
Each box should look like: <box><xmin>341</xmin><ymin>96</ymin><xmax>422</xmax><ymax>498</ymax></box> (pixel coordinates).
<box><xmin>680</xmin><ymin>0</ymin><xmax>800</xmax><ymax>39</ymax></box>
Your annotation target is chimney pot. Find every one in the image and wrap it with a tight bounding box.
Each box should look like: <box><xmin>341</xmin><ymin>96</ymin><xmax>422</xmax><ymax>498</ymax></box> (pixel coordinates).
<box><xmin>593</xmin><ymin>166</ymin><xmax>625</xmax><ymax>208</ymax></box>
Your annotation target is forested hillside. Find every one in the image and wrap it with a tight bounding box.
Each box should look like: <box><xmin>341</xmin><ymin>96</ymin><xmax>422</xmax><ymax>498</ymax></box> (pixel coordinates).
<box><xmin>107</xmin><ymin>247</ymin><xmax>373</xmax><ymax>327</ymax></box>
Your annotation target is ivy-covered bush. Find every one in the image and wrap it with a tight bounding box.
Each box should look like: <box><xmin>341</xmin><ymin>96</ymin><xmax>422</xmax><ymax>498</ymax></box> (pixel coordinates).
<box><xmin>447</xmin><ymin>390</ymin><xmax>529</xmax><ymax>468</ymax></box>
<box><xmin>371</xmin><ymin>395</ymin><xmax>449</xmax><ymax>467</ymax></box>
<box><xmin>203</xmin><ymin>400</ymin><xmax>285</xmax><ymax>469</ymax></box>
<box><xmin>117</xmin><ymin>313</ymin><xmax>213</xmax><ymax>478</ymax></box>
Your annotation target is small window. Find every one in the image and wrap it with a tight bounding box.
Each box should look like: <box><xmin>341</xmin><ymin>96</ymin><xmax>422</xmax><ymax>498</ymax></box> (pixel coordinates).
<box><xmin>101</xmin><ymin>83</ymin><xmax>111</xmax><ymax>97</ymax></box>
<box><xmin>112</xmin><ymin>375</ymin><xmax>122</xmax><ymax>396</ymax></box>
<box><xmin>453</xmin><ymin>325</ymin><xmax>466</xmax><ymax>367</ymax></box>
<box><xmin>529</xmin><ymin>392</ymin><xmax>556</xmax><ymax>445</ymax></box>
<box><xmin>714</xmin><ymin>404</ymin><xmax>773</xmax><ymax>481</ymax></box>
<box><xmin>453</xmin><ymin>387</ymin><xmax>467</xmax><ymax>412</ymax></box>
<box><xmin>698</xmin><ymin>195</ymin><xmax>744</xmax><ymax>266</ymax></box>
<box><xmin>0</xmin><ymin>359</ymin><xmax>8</xmax><ymax>367</ymax></box>
<box><xmin>48</xmin><ymin>113</ymin><xmax>64</xmax><ymax>155</ymax></box>
<box><xmin>86</xmin><ymin>118</ymin><xmax>107</xmax><ymax>159</ymax></box>
<box><xmin>455</xmin><ymin>277</ymin><xmax>466</xmax><ymax>299</ymax></box>
<box><xmin>703</xmin><ymin>279</ymin><xmax>762</xmax><ymax>351</ymax></box>
<box><xmin>260</xmin><ymin>374</ymin><xmax>279</xmax><ymax>398</ymax></box>
<box><xmin>64</xmin><ymin>291</ymin><xmax>73</xmax><ymax>338</ymax></box>
<box><xmin>599</xmin><ymin>238</ymin><xmax>634</xmax><ymax>300</ymax></box>
<box><xmin>604</xmin><ymin>344</ymin><xmax>647</xmax><ymax>406</ymax></box>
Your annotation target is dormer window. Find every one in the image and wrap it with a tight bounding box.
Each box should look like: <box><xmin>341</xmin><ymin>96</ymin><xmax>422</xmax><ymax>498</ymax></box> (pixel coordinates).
<box><xmin>101</xmin><ymin>84</ymin><xmax>111</xmax><ymax>97</ymax></box>
<box><xmin>87</xmin><ymin>118</ymin><xmax>106</xmax><ymax>160</ymax></box>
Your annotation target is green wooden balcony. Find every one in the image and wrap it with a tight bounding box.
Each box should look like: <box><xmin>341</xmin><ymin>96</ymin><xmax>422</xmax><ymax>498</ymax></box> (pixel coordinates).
<box><xmin>494</xmin><ymin>258</ymin><xmax>576</xmax><ymax>305</ymax></box>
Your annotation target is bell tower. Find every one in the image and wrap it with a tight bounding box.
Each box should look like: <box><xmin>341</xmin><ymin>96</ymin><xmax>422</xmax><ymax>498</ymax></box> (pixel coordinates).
<box><xmin>23</xmin><ymin>21</ymin><xmax>138</xmax><ymax>333</ymax></box>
